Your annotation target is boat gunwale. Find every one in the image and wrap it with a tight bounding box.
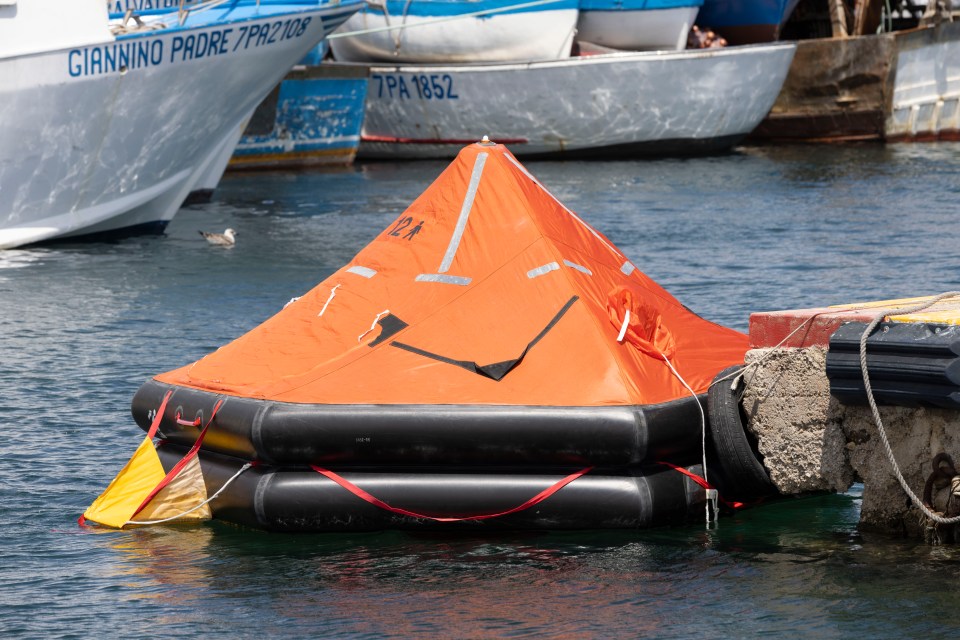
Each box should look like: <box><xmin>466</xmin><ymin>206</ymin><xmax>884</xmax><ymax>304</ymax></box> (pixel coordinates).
<box><xmin>357</xmin><ymin>41</ymin><xmax>797</xmax><ymax>74</ymax></box>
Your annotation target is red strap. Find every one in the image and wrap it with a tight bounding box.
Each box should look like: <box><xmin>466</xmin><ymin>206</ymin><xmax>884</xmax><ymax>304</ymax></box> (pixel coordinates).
<box><xmin>311</xmin><ymin>465</ymin><xmax>593</xmax><ymax>522</ymax></box>
<box><xmin>657</xmin><ymin>461</ymin><xmax>744</xmax><ymax>509</ymax></box>
<box><xmin>131</xmin><ymin>399</ymin><xmax>223</xmax><ymax>519</ymax></box>
<box><xmin>147</xmin><ymin>391</ymin><xmax>173</xmax><ymax>440</ymax></box>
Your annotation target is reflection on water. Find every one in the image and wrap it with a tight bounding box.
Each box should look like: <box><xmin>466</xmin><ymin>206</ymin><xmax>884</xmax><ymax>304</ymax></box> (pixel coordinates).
<box><xmin>3</xmin><ymin>144</ymin><xmax>960</xmax><ymax>637</ymax></box>
<box><xmin>87</xmin><ymin>487</ymin><xmax>960</xmax><ymax>637</ymax></box>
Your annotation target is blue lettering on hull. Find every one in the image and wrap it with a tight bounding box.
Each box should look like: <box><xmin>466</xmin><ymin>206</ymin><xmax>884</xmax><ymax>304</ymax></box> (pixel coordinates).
<box><xmin>67</xmin><ymin>17</ymin><xmax>312</xmax><ymax>78</ymax></box>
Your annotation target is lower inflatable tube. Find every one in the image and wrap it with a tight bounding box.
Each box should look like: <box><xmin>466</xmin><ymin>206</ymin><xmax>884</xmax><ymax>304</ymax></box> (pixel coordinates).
<box><xmin>157</xmin><ymin>445</ymin><xmax>708</xmax><ymax>532</ymax></box>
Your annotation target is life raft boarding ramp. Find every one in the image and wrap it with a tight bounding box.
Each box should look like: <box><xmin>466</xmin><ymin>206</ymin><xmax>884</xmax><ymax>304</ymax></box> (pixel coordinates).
<box><xmin>85</xmin><ymin>139</ymin><xmax>752</xmax><ymax>531</ymax></box>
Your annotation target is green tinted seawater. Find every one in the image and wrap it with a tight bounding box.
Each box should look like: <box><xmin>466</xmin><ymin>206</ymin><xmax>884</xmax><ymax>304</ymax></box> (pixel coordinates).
<box><xmin>2</xmin><ymin>143</ymin><xmax>960</xmax><ymax>637</ymax></box>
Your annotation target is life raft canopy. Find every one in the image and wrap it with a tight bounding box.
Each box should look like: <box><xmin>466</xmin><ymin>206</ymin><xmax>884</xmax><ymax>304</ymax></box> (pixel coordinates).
<box><xmin>150</xmin><ymin>139</ymin><xmax>748</xmax><ymax>407</ymax></box>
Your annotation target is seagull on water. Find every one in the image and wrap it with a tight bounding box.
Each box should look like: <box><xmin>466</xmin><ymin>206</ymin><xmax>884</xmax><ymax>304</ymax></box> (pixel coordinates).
<box><xmin>199</xmin><ymin>228</ymin><xmax>237</xmax><ymax>246</ymax></box>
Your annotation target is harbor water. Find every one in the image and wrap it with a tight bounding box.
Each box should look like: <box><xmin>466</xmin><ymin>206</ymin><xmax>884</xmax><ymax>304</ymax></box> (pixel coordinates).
<box><xmin>3</xmin><ymin>143</ymin><xmax>960</xmax><ymax>638</ymax></box>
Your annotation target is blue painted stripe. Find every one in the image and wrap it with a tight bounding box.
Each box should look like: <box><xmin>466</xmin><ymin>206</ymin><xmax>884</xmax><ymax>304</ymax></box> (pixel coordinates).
<box><xmin>364</xmin><ymin>0</ymin><xmax>577</xmax><ymax>18</ymax></box>
<box><xmin>236</xmin><ymin>76</ymin><xmax>367</xmax><ymax>154</ymax></box>
<box><xmin>579</xmin><ymin>0</ymin><xmax>701</xmax><ymax>11</ymax></box>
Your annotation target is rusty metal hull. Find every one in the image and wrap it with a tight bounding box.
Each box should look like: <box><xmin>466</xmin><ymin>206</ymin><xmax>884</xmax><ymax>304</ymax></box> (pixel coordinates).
<box><xmin>750</xmin><ymin>33</ymin><xmax>895</xmax><ymax>141</ymax></box>
<box><xmin>751</xmin><ymin>21</ymin><xmax>960</xmax><ymax>142</ymax></box>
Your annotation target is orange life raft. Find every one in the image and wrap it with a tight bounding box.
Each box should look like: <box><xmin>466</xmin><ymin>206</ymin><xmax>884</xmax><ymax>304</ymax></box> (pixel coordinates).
<box><xmin>86</xmin><ymin>140</ymin><xmax>752</xmax><ymax>531</ymax></box>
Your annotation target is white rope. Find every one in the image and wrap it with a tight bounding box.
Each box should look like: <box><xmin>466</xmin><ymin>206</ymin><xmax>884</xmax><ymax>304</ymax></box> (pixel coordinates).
<box><xmin>358</xmin><ymin>309</ymin><xmax>390</xmax><ymax>342</ymax></box>
<box><xmin>317</xmin><ymin>284</ymin><xmax>341</xmax><ymax>317</ymax></box>
<box><xmin>126</xmin><ymin>462</ymin><xmax>253</xmax><ymax>526</ymax></box>
<box><xmin>859</xmin><ymin>291</ymin><xmax>960</xmax><ymax>525</ymax></box>
<box><xmin>616</xmin><ymin>310</ymin><xmax>630</xmax><ymax>343</ymax></box>
<box><xmin>327</xmin><ymin>0</ymin><xmax>568</xmax><ymax>39</ymax></box>
<box><xmin>714</xmin><ymin>311</ymin><xmax>829</xmax><ymax>395</ymax></box>
<box><xmin>660</xmin><ymin>351</ymin><xmax>718</xmax><ymax>526</ymax></box>
<box><xmin>714</xmin><ymin>303</ymin><xmax>889</xmax><ymax>399</ymax></box>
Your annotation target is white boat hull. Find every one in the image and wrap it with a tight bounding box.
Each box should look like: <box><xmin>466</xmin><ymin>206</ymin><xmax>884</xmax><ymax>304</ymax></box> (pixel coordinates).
<box><xmin>0</xmin><ymin>3</ymin><xmax>358</xmax><ymax>249</ymax></box>
<box><xmin>329</xmin><ymin>8</ymin><xmax>578</xmax><ymax>62</ymax></box>
<box><xmin>576</xmin><ymin>6</ymin><xmax>700</xmax><ymax>51</ymax></box>
<box><xmin>357</xmin><ymin>43</ymin><xmax>797</xmax><ymax>159</ymax></box>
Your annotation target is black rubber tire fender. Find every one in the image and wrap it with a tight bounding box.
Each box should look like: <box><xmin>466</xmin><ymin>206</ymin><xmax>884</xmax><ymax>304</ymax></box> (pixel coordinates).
<box><xmin>707</xmin><ymin>365</ymin><xmax>778</xmax><ymax>500</ymax></box>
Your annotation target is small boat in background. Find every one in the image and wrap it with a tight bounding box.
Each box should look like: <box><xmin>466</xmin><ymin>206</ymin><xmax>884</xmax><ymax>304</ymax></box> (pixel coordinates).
<box><xmin>356</xmin><ymin>42</ymin><xmax>797</xmax><ymax>159</ymax></box>
<box><xmin>577</xmin><ymin>0</ymin><xmax>704</xmax><ymax>51</ymax></box>
<box><xmin>184</xmin><ymin>44</ymin><xmax>367</xmax><ymax>203</ymax></box>
<box><xmin>229</xmin><ymin>61</ymin><xmax>369</xmax><ymax>170</ymax></box>
<box><xmin>751</xmin><ymin>0</ymin><xmax>960</xmax><ymax>142</ymax></box>
<box><xmin>696</xmin><ymin>0</ymin><xmax>801</xmax><ymax>45</ymax></box>
<box><xmin>0</xmin><ymin>0</ymin><xmax>362</xmax><ymax>249</ymax></box>
<box><xmin>329</xmin><ymin>0</ymin><xmax>580</xmax><ymax>62</ymax></box>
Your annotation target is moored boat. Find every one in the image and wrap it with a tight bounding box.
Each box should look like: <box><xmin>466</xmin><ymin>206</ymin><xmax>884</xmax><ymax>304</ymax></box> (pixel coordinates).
<box><xmin>355</xmin><ymin>42</ymin><xmax>796</xmax><ymax>160</ymax></box>
<box><xmin>328</xmin><ymin>0</ymin><xmax>580</xmax><ymax>63</ymax></box>
<box><xmin>696</xmin><ymin>0</ymin><xmax>801</xmax><ymax>45</ymax></box>
<box><xmin>751</xmin><ymin>2</ymin><xmax>960</xmax><ymax>142</ymax></box>
<box><xmin>229</xmin><ymin>61</ymin><xmax>369</xmax><ymax>169</ymax></box>
<box><xmin>0</xmin><ymin>0</ymin><xmax>362</xmax><ymax>249</ymax></box>
<box><xmin>577</xmin><ymin>0</ymin><xmax>704</xmax><ymax>51</ymax></box>
<box><xmin>83</xmin><ymin>140</ymin><xmax>759</xmax><ymax>532</ymax></box>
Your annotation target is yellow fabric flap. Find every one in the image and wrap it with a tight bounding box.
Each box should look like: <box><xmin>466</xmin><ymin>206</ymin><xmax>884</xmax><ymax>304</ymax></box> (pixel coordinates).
<box><xmin>83</xmin><ymin>437</ymin><xmax>168</xmax><ymax>529</ymax></box>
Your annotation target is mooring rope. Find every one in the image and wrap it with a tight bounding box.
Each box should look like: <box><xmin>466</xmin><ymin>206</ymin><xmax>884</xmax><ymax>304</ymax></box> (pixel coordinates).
<box><xmin>358</xmin><ymin>309</ymin><xmax>390</xmax><ymax>342</ymax></box>
<box><xmin>127</xmin><ymin>462</ymin><xmax>254</xmax><ymax>526</ymax></box>
<box><xmin>859</xmin><ymin>291</ymin><xmax>960</xmax><ymax>525</ymax></box>
<box><xmin>659</xmin><ymin>351</ymin><xmax>718</xmax><ymax>527</ymax></box>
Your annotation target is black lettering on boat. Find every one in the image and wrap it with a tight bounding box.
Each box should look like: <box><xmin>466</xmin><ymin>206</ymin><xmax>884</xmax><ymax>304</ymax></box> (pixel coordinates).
<box><xmin>397</xmin><ymin>76</ymin><xmax>411</xmax><ymax>99</ymax></box>
<box><xmin>234</xmin><ymin>25</ymin><xmax>249</xmax><ymax>51</ymax></box>
<box><xmin>444</xmin><ymin>74</ymin><xmax>458</xmax><ymax>99</ymax></box>
<box><xmin>388</xmin><ymin>216</ymin><xmax>413</xmax><ymax>237</ymax></box>
<box><xmin>268</xmin><ymin>21</ymin><xmax>282</xmax><ymax>44</ymax></box>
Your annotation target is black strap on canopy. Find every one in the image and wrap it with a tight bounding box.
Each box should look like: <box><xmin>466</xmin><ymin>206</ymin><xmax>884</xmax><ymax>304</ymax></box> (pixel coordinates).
<box><xmin>388</xmin><ymin>296</ymin><xmax>579</xmax><ymax>381</ymax></box>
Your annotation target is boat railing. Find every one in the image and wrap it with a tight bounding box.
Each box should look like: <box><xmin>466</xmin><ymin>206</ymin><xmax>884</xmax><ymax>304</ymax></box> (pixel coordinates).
<box><xmin>106</xmin><ymin>0</ymin><xmax>328</xmax><ymax>18</ymax></box>
<box><xmin>108</xmin><ymin>0</ymin><xmax>326</xmax><ymax>33</ymax></box>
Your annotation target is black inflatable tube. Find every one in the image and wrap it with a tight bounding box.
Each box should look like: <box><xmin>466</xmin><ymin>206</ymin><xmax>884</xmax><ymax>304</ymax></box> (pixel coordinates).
<box><xmin>135</xmin><ymin>379</ymin><xmax>705</xmax><ymax>467</ymax></box>
<box><xmin>829</xmin><ymin>321</ymin><xmax>960</xmax><ymax>356</ymax></box>
<box><xmin>157</xmin><ymin>445</ymin><xmax>708</xmax><ymax>532</ymax></box>
<box><xmin>826</xmin><ymin>351</ymin><xmax>960</xmax><ymax>386</ymax></box>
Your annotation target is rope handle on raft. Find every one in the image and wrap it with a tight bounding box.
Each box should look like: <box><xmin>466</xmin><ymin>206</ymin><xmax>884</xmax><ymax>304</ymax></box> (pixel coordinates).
<box><xmin>175</xmin><ymin>413</ymin><xmax>201</xmax><ymax>426</ymax></box>
<box><xmin>174</xmin><ymin>400</ymin><xmax>223</xmax><ymax>427</ymax></box>
<box><xmin>311</xmin><ymin>465</ymin><xmax>593</xmax><ymax>522</ymax></box>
